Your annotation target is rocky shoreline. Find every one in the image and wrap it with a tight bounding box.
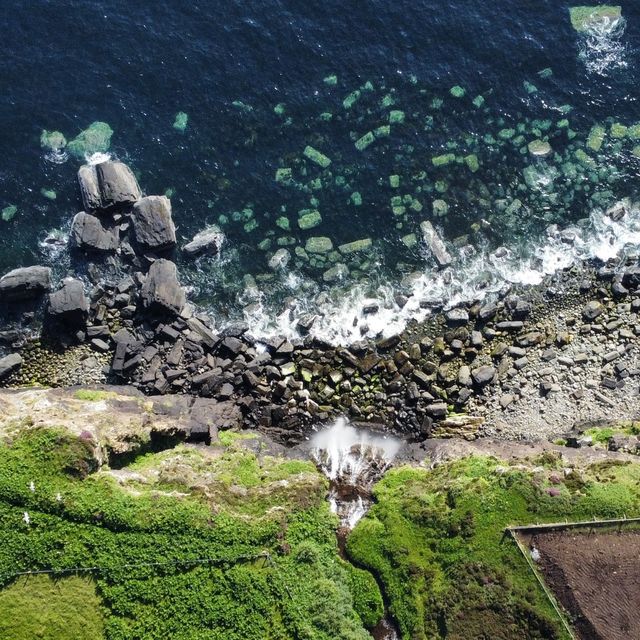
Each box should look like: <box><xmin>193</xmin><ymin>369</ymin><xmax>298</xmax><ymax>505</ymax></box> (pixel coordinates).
<box><xmin>1</xmin><ymin>159</ymin><xmax>640</xmax><ymax>446</ymax></box>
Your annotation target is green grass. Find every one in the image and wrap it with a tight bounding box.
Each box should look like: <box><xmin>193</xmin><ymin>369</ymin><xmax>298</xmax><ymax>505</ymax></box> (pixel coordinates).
<box><xmin>346</xmin><ymin>454</ymin><xmax>640</xmax><ymax>640</ymax></box>
<box><xmin>0</xmin><ymin>574</ymin><xmax>104</xmax><ymax>640</ymax></box>
<box><xmin>0</xmin><ymin>427</ymin><xmax>382</xmax><ymax>640</ymax></box>
<box><xmin>74</xmin><ymin>389</ymin><xmax>116</xmax><ymax>402</ymax></box>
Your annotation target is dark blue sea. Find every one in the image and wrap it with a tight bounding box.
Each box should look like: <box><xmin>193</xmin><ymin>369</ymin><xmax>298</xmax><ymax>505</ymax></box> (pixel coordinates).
<box><xmin>2</xmin><ymin>1</ymin><xmax>640</xmax><ymax>342</ymax></box>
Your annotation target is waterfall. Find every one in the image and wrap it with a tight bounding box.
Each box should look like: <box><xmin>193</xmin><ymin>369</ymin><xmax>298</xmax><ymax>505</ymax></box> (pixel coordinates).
<box><xmin>310</xmin><ymin>417</ymin><xmax>400</xmax><ymax>529</ymax></box>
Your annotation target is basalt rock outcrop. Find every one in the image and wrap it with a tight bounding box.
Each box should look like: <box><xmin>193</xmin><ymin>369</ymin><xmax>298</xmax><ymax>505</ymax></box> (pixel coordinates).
<box><xmin>0</xmin><ymin>266</ymin><xmax>52</xmax><ymax>301</ymax></box>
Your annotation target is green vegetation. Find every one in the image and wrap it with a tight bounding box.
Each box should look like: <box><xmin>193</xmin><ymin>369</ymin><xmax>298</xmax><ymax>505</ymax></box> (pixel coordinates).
<box><xmin>347</xmin><ymin>454</ymin><xmax>640</xmax><ymax>640</ymax></box>
<box><xmin>0</xmin><ymin>575</ymin><xmax>104</xmax><ymax>640</ymax></box>
<box><xmin>0</xmin><ymin>427</ymin><xmax>382</xmax><ymax>640</ymax></box>
<box><xmin>582</xmin><ymin>421</ymin><xmax>640</xmax><ymax>446</ymax></box>
<box><xmin>74</xmin><ymin>389</ymin><xmax>117</xmax><ymax>402</ymax></box>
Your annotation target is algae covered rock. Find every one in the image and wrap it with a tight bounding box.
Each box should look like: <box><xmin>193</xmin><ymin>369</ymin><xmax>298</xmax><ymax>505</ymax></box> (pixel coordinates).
<box><xmin>569</xmin><ymin>5</ymin><xmax>621</xmax><ymax>32</ymax></box>
<box><xmin>305</xmin><ymin>236</ymin><xmax>333</xmax><ymax>254</ymax></box>
<box><xmin>173</xmin><ymin>112</ymin><xmax>188</xmax><ymax>131</ymax></box>
<box><xmin>40</xmin><ymin>130</ymin><xmax>67</xmax><ymax>151</ymax></box>
<box><xmin>298</xmin><ymin>210</ymin><xmax>322</xmax><ymax>230</ymax></box>
<box><xmin>528</xmin><ymin>139</ymin><xmax>552</xmax><ymax>157</ymax></box>
<box><xmin>67</xmin><ymin>122</ymin><xmax>113</xmax><ymax>159</ymax></box>
<box><xmin>1</xmin><ymin>205</ymin><xmax>17</xmax><ymax>222</ymax></box>
<box><xmin>303</xmin><ymin>145</ymin><xmax>331</xmax><ymax>168</ymax></box>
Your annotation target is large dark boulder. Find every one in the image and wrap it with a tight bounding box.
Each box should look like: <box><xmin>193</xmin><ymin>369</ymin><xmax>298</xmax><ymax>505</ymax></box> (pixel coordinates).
<box><xmin>0</xmin><ymin>266</ymin><xmax>52</xmax><ymax>301</ymax></box>
<box><xmin>70</xmin><ymin>212</ymin><xmax>119</xmax><ymax>252</ymax></box>
<box><xmin>78</xmin><ymin>161</ymin><xmax>141</xmax><ymax>211</ymax></box>
<box><xmin>141</xmin><ymin>259</ymin><xmax>185</xmax><ymax>315</ymax></box>
<box><xmin>132</xmin><ymin>196</ymin><xmax>176</xmax><ymax>250</ymax></box>
<box><xmin>47</xmin><ymin>278</ymin><xmax>89</xmax><ymax>325</ymax></box>
<box><xmin>0</xmin><ymin>353</ymin><xmax>22</xmax><ymax>380</ymax></box>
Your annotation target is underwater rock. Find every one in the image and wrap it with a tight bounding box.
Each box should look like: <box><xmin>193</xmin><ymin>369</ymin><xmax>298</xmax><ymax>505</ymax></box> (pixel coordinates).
<box><xmin>528</xmin><ymin>139</ymin><xmax>552</xmax><ymax>157</ymax></box>
<box><xmin>132</xmin><ymin>196</ymin><xmax>176</xmax><ymax>251</ymax></box>
<box><xmin>305</xmin><ymin>236</ymin><xmax>333</xmax><ymax>254</ymax></box>
<box><xmin>587</xmin><ymin>124</ymin><xmax>606</xmax><ymax>152</ymax></box>
<box><xmin>141</xmin><ymin>259</ymin><xmax>185</xmax><ymax>316</ymax></box>
<box><xmin>0</xmin><ymin>266</ymin><xmax>52</xmax><ymax>301</ymax></box>
<box><xmin>173</xmin><ymin>112</ymin><xmax>188</xmax><ymax>131</ymax></box>
<box><xmin>1</xmin><ymin>205</ymin><xmax>17</xmax><ymax>222</ymax></box>
<box><xmin>47</xmin><ymin>278</ymin><xmax>89</xmax><ymax>325</ymax></box>
<box><xmin>338</xmin><ymin>238</ymin><xmax>372</xmax><ymax>254</ymax></box>
<box><xmin>78</xmin><ymin>161</ymin><xmax>141</xmax><ymax>211</ymax></box>
<box><xmin>41</xmin><ymin>188</ymin><xmax>57</xmax><ymax>200</ymax></box>
<box><xmin>67</xmin><ymin>121</ymin><xmax>113</xmax><ymax>158</ymax></box>
<box><xmin>70</xmin><ymin>212</ymin><xmax>119</xmax><ymax>252</ymax></box>
<box><xmin>420</xmin><ymin>221</ymin><xmax>452</xmax><ymax>268</ymax></box>
<box><xmin>355</xmin><ymin>131</ymin><xmax>375</xmax><ymax>151</ymax></box>
<box><xmin>303</xmin><ymin>146</ymin><xmax>331</xmax><ymax>168</ymax></box>
<box><xmin>298</xmin><ymin>210</ymin><xmax>322</xmax><ymax>230</ymax></box>
<box><xmin>268</xmin><ymin>248</ymin><xmax>291</xmax><ymax>270</ymax></box>
<box><xmin>323</xmin><ymin>263</ymin><xmax>348</xmax><ymax>282</ymax></box>
<box><xmin>569</xmin><ymin>5</ymin><xmax>621</xmax><ymax>33</ymax></box>
<box><xmin>40</xmin><ymin>130</ymin><xmax>66</xmax><ymax>151</ymax></box>
<box><xmin>183</xmin><ymin>226</ymin><xmax>224</xmax><ymax>258</ymax></box>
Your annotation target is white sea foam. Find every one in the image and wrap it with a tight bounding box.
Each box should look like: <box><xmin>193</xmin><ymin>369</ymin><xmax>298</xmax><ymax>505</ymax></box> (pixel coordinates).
<box><xmin>241</xmin><ymin>201</ymin><xmax>640</xmax><ymax>345</ymax></box>
<box><xmin>578</xmin><ymin>14</ymin><xmax>627</xmax><ymax>75</ymax></box>
<box><xmin>43</xmin><ymin>149</ymin><xmax>69</xmax><ymax>164</ymax></box>
<box><xmin>86</xmin><ymin>151</ymin><xmax>112</xmax><ymax>165</ymax></box>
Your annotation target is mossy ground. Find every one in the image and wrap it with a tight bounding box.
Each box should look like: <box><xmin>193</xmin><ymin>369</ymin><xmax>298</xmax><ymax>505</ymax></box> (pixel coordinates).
<box><xmin>0</xmin><ymin>427</ymin><xmax>382</xmax><ymax>640</ymax></box>
<box><xmin>0</xmin><ymin>574</ymin><xmax>104</xmax><ymax>640</ymax></box>
<box><xmin>346</xmin><ymin>453</ymin><xmax>640</xmax><ymax>639</ymax></box>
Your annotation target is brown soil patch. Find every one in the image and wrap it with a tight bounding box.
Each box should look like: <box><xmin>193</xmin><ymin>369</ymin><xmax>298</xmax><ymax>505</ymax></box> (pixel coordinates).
<box><xmin>522</xmin><ymin>528</ymin><xmax>640</xmax><ymax>640</ymax></box>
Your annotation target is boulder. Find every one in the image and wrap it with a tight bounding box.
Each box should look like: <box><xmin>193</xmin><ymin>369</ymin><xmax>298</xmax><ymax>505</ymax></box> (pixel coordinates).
<box><xmin>183</xmin><ymin>226</ymin><xmax>224</xmax><ymax>258</ymax></box>
<box><xmin>70</xmin><ymin>212</ymin><xmax>119</xmax><ymax>252</ymax></box>
<box><xmin>420</xmin><ymin>221</ymin><xmax>452</xmax><ymax>268</ymax></box>
<box><xmin>141</xmin><ymin>259</ymin><xmax>185</xmax><ymax>315</ymax></box>
<box><xmin>78</xmin><ymin>161</ymin><xmax>141</xmax><ymax>211</ymax></box>
<box><xmin>0</xmin><ymin>266</ymin><xmax>52</xmax><ymax>301</ymax></box>
<box><xmin>582</xmin><ymin>300</ymin><xmax>604</xmax><ymax>321</ymax></box>
<box><xmin>47</xmin><ymin>279</ymin><xmax>89</xmax><ymax>325</ymax></box>
<box><xmin>132</xmin><ymin>196</ymin><xmax>176</xmax><ymax>250</ymax></box>
<box><xmin>471</xmin><ymin>365</ymin><xmax>496</xmax><ymax>387</ymax></box>
<box><xmin>0</xmin><ymin>353</ymin><xmax>22</xmax><ymax>380</ymax></box>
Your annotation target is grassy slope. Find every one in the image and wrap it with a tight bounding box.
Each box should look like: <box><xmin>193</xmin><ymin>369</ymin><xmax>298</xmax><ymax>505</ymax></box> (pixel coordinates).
<box><xmin>347</xmin><ymin>453</ymin><xmax>640</xmax><ymax>640</ymax></box>
<box><xmin>0</xmin><ymin>427</ymin><xmax>382</xmax><ymax>640</ymax></box>
<box><xmin>0</xmin><ymin>574</ymin><xmax>104</xmax><ymax>640</ymax></box>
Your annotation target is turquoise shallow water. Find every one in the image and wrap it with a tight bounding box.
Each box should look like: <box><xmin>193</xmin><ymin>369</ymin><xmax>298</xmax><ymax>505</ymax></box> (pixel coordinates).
<box><xmin>2</xmin><ymin>1</ymin><xmax>640</xmax><ymax>341</ymax></box>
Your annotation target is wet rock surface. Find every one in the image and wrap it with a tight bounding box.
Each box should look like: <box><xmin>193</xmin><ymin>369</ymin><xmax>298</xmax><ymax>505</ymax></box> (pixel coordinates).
<box><xmin>2</xmin><ymin>161</ymin><xmax>640</xmax><ymax>447</ymax></box>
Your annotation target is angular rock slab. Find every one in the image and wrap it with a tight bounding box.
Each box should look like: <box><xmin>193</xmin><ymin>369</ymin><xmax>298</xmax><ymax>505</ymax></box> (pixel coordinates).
<box><xmin>141</xmin><ymin>259</ymin><xmax>185</xmax><ymax>316</ymax></box>
<box><xmin>47</xmin><ymin>278</ymin><xmax>89</xmax><ymax>324</ymax></box>
<box><xmin>70</xmin><ymin>212</ymin><xmax>119</xmax><ymax>252</ymax></box>
<box><xmin>132</xmin><ymin>196</ymin><xmax>176</xmax><ymax>250</ymax></box>
<box><xmin>183</xmin><ymin>226</ymin><xmax>224</xmax><ymax>258</ymax></box>
<box><xmin>420</xmin><ymin>221</ymin><xmax>452</xmax><ymax>268</ymax></box>
<box><xmin>0</xmin><ymin>266</ymin><xmax>52</xmax><ymax>301</ymax></box>
<box><xmin>0</xmin><ymin>353</ymin><xmax>22</xmax><ymax>380</ymax></box>
<box><xmin>78</xmin><ymin>161</ymin><xmax>141</xmax><ymax>211</ymax></box>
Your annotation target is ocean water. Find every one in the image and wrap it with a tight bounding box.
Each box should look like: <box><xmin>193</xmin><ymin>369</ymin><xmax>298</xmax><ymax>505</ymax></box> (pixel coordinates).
<box><xmin>2</xmin><ymin>1</ymin><xmax>640</xmax><ymax>343</ymax></box>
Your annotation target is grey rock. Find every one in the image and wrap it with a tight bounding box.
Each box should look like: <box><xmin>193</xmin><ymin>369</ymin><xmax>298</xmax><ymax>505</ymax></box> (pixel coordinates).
<box><xmin>183</xmin><ymin>226</ymin><xmax>224</xmax><ymax>258</ymax></box>
<box><xmin>47</xmin><ymin>278</ymin><xmax>89</xmax><ymax>324</ymax></box>
<box><xmin>582</xmin><ymin>300</ymin><xmax>604</xmax><ymax>321</ymax></box>
<box><xmin>140</xmin><ymin>259</ymin><xmax>185</xmax><ymax>315</ymax></box>
<box><xmin>78</xmin><ymin>161</ymin><xmax>141</xmax><ymax>211</ymax></box>
<box><xmin>0</xmin><ymin>266</ymin><xmax>52</xmax><ymax>301</ymax></box>
<box><xmin>132</xmin><ymin>196</ymin><xmax>176</xmax><ymax>250</ymax></box>
<box><xmin>70</xmin><ymin>212</ymin><xmax>118</xmax><ymax>252</ymax></box>
<box><xmin>420</xmin><ymin>221</ymin><xmax>452</xmax><ymax>268</ymax></box>
<box><xmin>0</xmin><ymin>353</ymin><xmax>22</xmax><ymax>380</ymax></box>
<box><xmin>471</xmin><ymin>365</ymin><xmax>496</xmax><ymax>386</ymax></box>
<box><xmin>446</xmin><ymin>308</ymin><xmax>469</xmax><ymax>324</ymax></box>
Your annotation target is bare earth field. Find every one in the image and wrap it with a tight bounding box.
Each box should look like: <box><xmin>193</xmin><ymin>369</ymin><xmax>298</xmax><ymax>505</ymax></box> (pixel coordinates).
<box><xmin>523</xmin><ymin>529</ymin><xmax>640</xmax><ymax>640</ymax></box>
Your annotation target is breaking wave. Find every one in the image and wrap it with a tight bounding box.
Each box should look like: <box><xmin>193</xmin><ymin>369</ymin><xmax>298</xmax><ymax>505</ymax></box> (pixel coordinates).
<box><xmin>241</xmin><ymin>200</ymin><xmax>640</xmax><ymax>345</ymax></box>
<box><xmin>578</xmin><ymin>14</ymin><xmax>627</xmax><ymax>75</ymax></box>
